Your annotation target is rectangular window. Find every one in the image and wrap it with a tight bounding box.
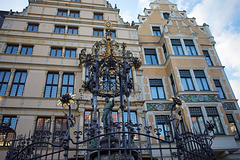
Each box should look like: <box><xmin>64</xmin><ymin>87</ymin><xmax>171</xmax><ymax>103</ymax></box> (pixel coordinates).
<box><xmin>184</xmin><ymin>40</ymin><xmax>197</xmax><ymax>55</ymax></box>
<box><xmin>50</xmin><ymin>48</ymin><xmax>62</xmax><ymax>57</ymax></box>
<box><xmin>5</xmin><ymin>45</ymin><xmax>18</xmax><ymax>54</ymax></box>
<box><xmin>70</xmin><ymin>11</ymin><xmax>79</xmax><ymax>18</ymax></box>
<box><xmin>203</xmin><ymin>50</ymin><xmax>213</xmax><ymax>66</ymax></box>
<box><xmin>155</xmin><ymin>115</ymin><xmax>172</xmax><ymax>140</ymax></box>
<box><xmin>226</xmin><ymin>114</ymin><xmax>240</xmax><ymax>139</ymax></box>
<box><xmin>54</xmin><ymin>26</ymin><xmax>65</xmax><ymax>33</ymax></box>
<box><xmin>10</xmin><ymin>71</ymin><xmax>27</xmax><ymax>96</ymax></box>
<box><xmin>194</xmin><ymin>70</ymin><xmax>209</xmax><ymax>91</ymax></box>
<box><xmin>67</xmin><ymin>27</ymin><xmax>78</xmax><ymax>35</ymax></box>
<box><xmin>72</xmin><ymin>0</ymin><xmax>80</xmax><ymax>2</ymax></box>
<box><xmin>163</xmin><ymin>44</ymin><xmax>168</xmax><ymax>60</ymax></box>
<box><xmin>170</xmin><ymin>74</ymin><xmax>176</xmax><ymax>95</ymax></box>
<box><xmin>34</xmin><ymin>117</ymin><xmax>51</xmax><ymax>143</ymax></box>
<box><xmin>0</xmin><ymin>116</ymin><xmax>17</xmax><ymax>147</ymax></box>
<box><xmin>171</xmin><ymin>39</ymin><xmax>184</xmax><ymax>55</ymax></box>
<box><xmin>44</xmin><ymin>73</ymin><xmax>59</xmax><ymax>98</ymax></box>
<box><xmin>27</xmin><ymin>23</ymin><xmax>39</xmax><ymax>31</ymax></box>
<box><xmin>20</xmin><ymin>46</ymin><xmax>33</xmax><ymax>55</ymax></box>
<box><xmin>152</xmin><ymin>26</ymin><xmax>161</xmax><ymax>36</ymax></box>
<box><xmin>94</xmin><ymin>13</ymin><xmax>103</xmax><ymax>20</ymax></box>
<box><xmin>150</xmin><ymin>79</ymin><xmax>165</xmax><ymax>99</ymax></box>
<box><xmin>65</xmin><ymin>48</ymin><xmax>76</xmax><ymax>58</ymax></box>
<box><xmin>84</xmin><ymin>111</ymin><xmax>99</xmax><ymax>139</ymax></box>
<box><xmin>124</xmin><ymin>112</ymin><xmax>138</xmax><ymax>139</ymax></box>
<box><xmin>206</xmin><ymin>107</ymin><xmax>224</xmax><ymax>135</ymax></box>
<box><xmin>189</xmin><ymin>107</ymin><xmax>205</xmax><ymax>135</ymax></box>
<box><xmin>0</xmin><ymin>71</ymin><xmax>11</xmax><ymax>96</ymax></box>
<box><xmin>93</xmin><ymin>29</ymin><xmax>103</xmax><ymax>37</ymax></box>
<box><xmin>179</xmin><ymin>70</ymin><xmax>194</xmax><ymax>91</ymax></box>
<box><xmin>57</xmin><ymin>10</ymin><xmax>67</xmax><ymax>17</ymax></box>
<box><xmin>163</xmin><ymin>13</ymin><xmax>170</xmax><ymax>19</ymax></box>
<box><xmin>61</xmin><ymin>73</ymin><xmax>74</xmax><ymax>96</ymax></box>
<box><xmin>54</xmin><ymin>117</ymin><xmax>67</xmax><ymax>144</ymax></box>
<box><xmin>106</xmin><ymin>30</ymin><xmax>116</xmax><ymax>38</ymax></box>
<box><xmin>144</xmin><ymin>48</ymin><xmax>158</xmax><ymax>65</ymax></box>
<box><xmin>214</xmin><ymin>80</ymin><xmax>225</xmax><ymax>99</ymax></box>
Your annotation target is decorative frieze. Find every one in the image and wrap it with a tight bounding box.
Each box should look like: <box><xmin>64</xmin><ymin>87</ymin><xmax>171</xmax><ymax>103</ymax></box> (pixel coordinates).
<box><xmin>178</xmin><ymin>94</ymin><xmax>219</xmax><ymax>103</ymax></box>
<box><xmin>147</xmin><ymin>103</ymin><xmax>173</xmax><ymax>111</ymax></box>
<box><xmin>223</xmin><ymin>102</ymin><xmax>237</xmax><ymax>110</ymax></box>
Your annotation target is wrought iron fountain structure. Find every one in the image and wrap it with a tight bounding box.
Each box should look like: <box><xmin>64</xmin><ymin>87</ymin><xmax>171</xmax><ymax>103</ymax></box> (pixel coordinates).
<box><xmin>0</xmin><ymin>35</ymin><xmax>216</xmax><ymax>160</ymax></box>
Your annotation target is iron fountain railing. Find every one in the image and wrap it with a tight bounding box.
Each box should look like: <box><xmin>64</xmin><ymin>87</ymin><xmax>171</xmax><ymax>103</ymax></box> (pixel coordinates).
<box><xmin>1</xmin><ymin>36</ymin><xmax>216</xmax><ymax>160</ymax></box>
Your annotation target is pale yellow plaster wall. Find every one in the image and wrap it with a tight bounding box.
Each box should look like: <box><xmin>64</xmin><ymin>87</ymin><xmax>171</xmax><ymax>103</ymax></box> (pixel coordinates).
<box><xmin>81</xmin><ymin>11</ymin><xmax>93</xmax><ymax>19</ymax></box>
<box><xmin>29</xmin><ymin>6</ymin><xmax>44</xmax><ymax>15</ymax></box>
<box><xmin>42</xmin><ymin>7</ymin><xmax>56</xmax><ymax>15</ymax></box>
<box><xmin>79</xmin><ymin>26</ymin><xmax>93</xmax><ymax>36</ymax></box>
<box><xmin>39</xmin><ymin>23</ymin><xmax>54</xmax><ymax>32</ymax></box>
<box><xmin>138</xmin><ymin>9</ymin><xmax>167</xmax><ymax>36</ymax></box>
<box><xmin>7</xmin><ymin>21</ymin><xmax>26</xmax><ymax>30</ymax></box>
<box><xmin>82</xmin><ymin>0</ymin><xmax>105</xmax><ymax>5</ymax></box>
<box><xmin>159</xmin><ymin>5</ymin><xmax>170</xmax><ymax>11</ymax></box>
<box><xmin>23</xmin><ymin>70</ymin><xmax>46</xmax><ymax>97</ymax></box>
<box><xmin>104</xmin><ymin>13</ymin><xmax>117</xmax><ymax>21</ymax></box>
<box><xmin>209</xmin><ymin>69</ymin><xmax>233</xmax><ymax>98</ymax></box>
<box><xmin>16</xmin><ymin>116</ymin><xmax>35</xmax><ymax>136</ymax></box>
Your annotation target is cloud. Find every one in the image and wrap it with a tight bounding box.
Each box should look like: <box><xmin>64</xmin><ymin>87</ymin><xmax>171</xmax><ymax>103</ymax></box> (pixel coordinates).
<box><xmin>188</xmin><ymin>0</ymin><xmax>240</xmax><ymax>105</ymax></box>
<box><xmin>120</xmin><ymin>10</ymin><xmax>134</xmax><ymax>23</ymax></box>
<box><xmin>138</xmin><ymin>0</ymin><xmax>151</xmax><ymax>12</ymax></box>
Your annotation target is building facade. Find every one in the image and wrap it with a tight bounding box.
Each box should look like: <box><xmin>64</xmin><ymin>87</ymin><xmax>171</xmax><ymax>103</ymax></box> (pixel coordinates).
<box><xmin>0</xmin><ymin>0</ymin><xmax>239</xmax><ymax>159</ymax></box>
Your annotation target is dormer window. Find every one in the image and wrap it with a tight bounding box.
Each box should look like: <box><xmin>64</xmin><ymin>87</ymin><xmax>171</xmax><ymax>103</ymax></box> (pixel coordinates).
<box><xmin>152</xmin><ymin>26</ymin><xmax>161</xmax><ymax>36</ymax></box>
<box><xmin>163</xmin><ymin>13</ymin><xmax>170</xmax><ymax>19</ymax></box>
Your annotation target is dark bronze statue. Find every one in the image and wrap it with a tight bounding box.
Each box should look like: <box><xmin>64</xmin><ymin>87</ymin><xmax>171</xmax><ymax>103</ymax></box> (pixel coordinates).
<box><xmin>101</xmin><ymin>97</ymin><xmax>114</xmax><ymax>134</ymax></box>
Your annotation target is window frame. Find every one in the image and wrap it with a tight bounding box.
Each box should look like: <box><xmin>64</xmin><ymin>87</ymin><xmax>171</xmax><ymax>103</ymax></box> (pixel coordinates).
<box><xmin>184</xmin><ymin>39</ymin><xmax>198</xmax><ymax>55</ymax></box>
<box><xmin>203</xmin><ymin>50</ymin><xmax>213</xmax><ymax>66</ymax></box>
<box><xmin>20</xmin><ymin>45</ymin><xmax>33</xmax><ymax>55</ymax></box>
<box><xmin>205</xmin><ymin>107</ymin><xmax>224</xmax><ymax>135</ymax></box>
<box><xmin>226</xmin><ymin>114</ymin><xmax>240</xmax><ymax>139</ymax></box>
<box><xmin>189</xmin><ymin>107</ymin><xmax>206</xmax><ymax>135</ymax></box>
<box><xmin>44</xmin><ymin>72</ymin><xmax>59</xmax><ymax>98</ymax></box>
<box><xmin>144</xmin><ymin>48</ymin><xmax>158</xmax><ymax>65</ymax></box>
<box><xmin>155</xmin><ymin>115</ymin><xmax>173</xmax><ymax>141</ymax></box>
<box><xmin>93</xmin><ymin>29</ymin><xmax>104</xmax><ymax>37</ymax></box>
<box><xmin>10</xmin><ymin>71</ymin><xmax>27</xmax><ymax>96</ymax></box>
<box><xmin>0</xmin><ymin>70</ymin><xmax>11</xmax><ymax>96</ymax></box>
<box><xmin>65</xmin><ymin>48</ymin><xmax>76</xmax><ymax>58</ymax></box>
<box><xmin>0</xmin><ymin>116</ymin><xmax>17</xmax><ymax>147</ymax></box>
<box><xmin>106</xmin><ymin>30</ymin><xmax>116</xmax><ymax>38</ymax></box>
<box><xmin>171</xmin><ymin>39</ymin><xmax>184</xmax><ymax>55</ymax></box>
<box><xmin>162</xmin><ymin>43</ymin><xmax>168</xmax><ymax>60</ymax></box>
<box><xmin>54</xmin><ymin>26</ymin><xmax>65</xmax><ymax>34</ymax></box>
<box><xmin>69</xmin><ymin>11</ymin><xmax>80</xmax><ymax>18</ymax></box>
<box><xmin>152</xmin><ymin>26</ymin><xmax>161</xmax><ymax>36</ymax></box>
<box><xmin>170</xmin><ymin>74</ymin><xmax>176</xmax><ymax>95</ymax></box>
<box><xmin>149</xmin><ymin>79</ymin><xmax>165</xmax><ymax>100</ymax></box>
<box><xmin>213</xmin><ymin>79</ymin><xmax>226</xmax><ymax>99</ymax></box>
<box><xmin>93</xmin><ymin>13</ymin><xmax>103</xmax><ymax>20</ymax></box>
<box><xmin>50</xmin><ymin>47</ymin><xmax>62</xmax><ymax>57</ymax></box>
<box><xmin>27</xmin><ymin>23</ymin><xmax>39</xmax><ymax>31</ymax></box>
<box><xmin>67</xmin><ymin>26</ymin><xmax>78</xmax><ymax>35</ymax></box>
<box><xmin>194</xmin><ymin>70</ymin><xmax>210</xmax><ymax>91</ymax></box>
<box><xmin>5</xmin><ymin>44</ymin><xmax>19</xmax><ymax>54</ymax></box>
<box><xmin>179</xmin><ymin>70</ymin><xmax>195</xmax><ymax>91</ymax></box>
<box><xmin>61</xmin><ymin>73</ymin><xmax>74</xmax><ymax>96</ymax></box>
<box><xmin>57</xmin><ymin>9</ymin><xmax>68</xmax><ymax>17</ymax></box>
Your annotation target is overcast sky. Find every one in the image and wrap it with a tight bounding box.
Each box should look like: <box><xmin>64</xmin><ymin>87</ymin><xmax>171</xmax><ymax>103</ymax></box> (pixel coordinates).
<box><xmin>0</xmin><ymin>0</ymin><xmax>240</xmax><ymax>106</ymax></box>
